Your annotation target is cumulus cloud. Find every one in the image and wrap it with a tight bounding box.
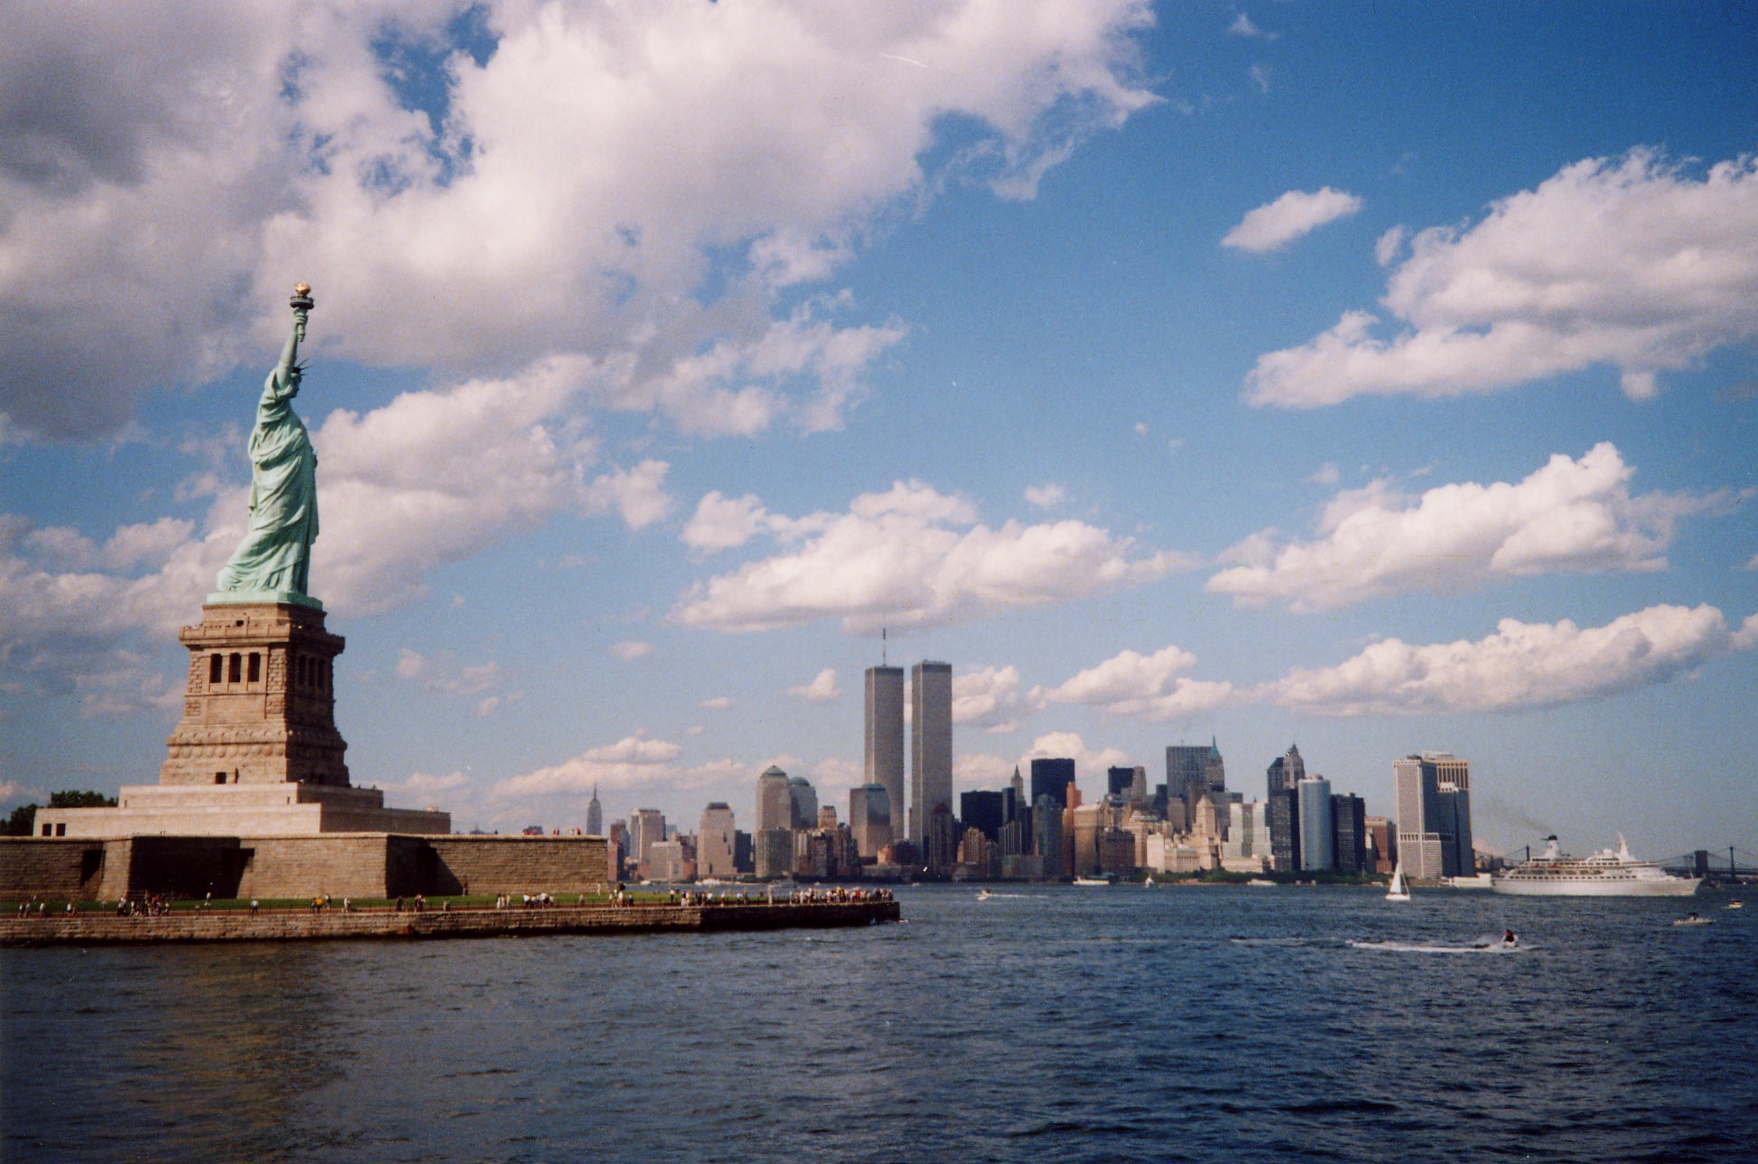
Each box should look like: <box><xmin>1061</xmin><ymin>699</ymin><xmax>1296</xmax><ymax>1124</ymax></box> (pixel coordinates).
<box><xmin>1033</xmin><ymin>644</ymin><xmax>1236</xmax><ymax>719</ymax></box>
<box><xmin>1207</xmin><ymin>443</ymin><xmax>1734</xmax><ymax>612</ymax></box>
<box><xmin>609</xmin><ymin>641</ymin><xmax>652</xmax><ymax>661</ymax></box>
<box><xmin>673</xmin><ymin>480</ymin><xmax>1193</xmax><ymax>633</ymax></box>
<box><xmin>1222</xmin><ymin>187</ymin><xmax>1362</xmax><ymax>253</ymax></box>
<box><xmin>952</xmin><ymin>664</ymin><xmax>1028</xmax><ymax>733</ymax></box>
<box><xmin>584</xmin><ymin>461</ymin><xmax>673</xmax><ymax>530</ymax></box>
<box><xmin>698</xmin><ymin>696</ymin><xmax>734</xmax><ymax>711</ymax></box>
<box><xmin>1</xmin><ymin>1</ymin><xmax>1157</xmax><ymax>442</ymax></box>
<box><xmin>1260</xmin><ymin>603</ymin><xmax>1758</xmax><ymax>716</ymax></box>
<box><xmin>1019</xmin><ymin>731</ymin><xmax>1134</xmax><ymax>781</ymax></box>
<box><xmin>394</xmin><ymin>648</ymin><xmax>501</xmax><ymax>695</ymax></box>
<box><xmin>1024</xmin><ymin>483</ymin><xmax>1067</xmax><ymax>509</ymax></box>
<box><xmin>491</xmin><ymin>734</ymin><xmax>685</xmax><ymax>797</ymax></box>
<box><xmin>788</xmin><ymin>668</ymin><xmax>842</xmax><ymax>703</ymax></box>
<box><xmin>1246</xmin><ymin>150</ymin><xmax>1758</xmax><ymax>407</ymax></box>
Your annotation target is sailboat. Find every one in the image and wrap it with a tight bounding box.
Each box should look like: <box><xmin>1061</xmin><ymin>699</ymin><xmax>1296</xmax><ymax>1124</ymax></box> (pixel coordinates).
<box><xmin>1385</xmin><ymin>861</ymin><xmax>1411</xmax><ymax>902</ymax></box>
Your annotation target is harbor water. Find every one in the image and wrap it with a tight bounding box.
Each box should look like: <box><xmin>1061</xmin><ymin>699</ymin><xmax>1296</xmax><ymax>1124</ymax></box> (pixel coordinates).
<box><xmin>4</xmin><ymin>883</ymin><xmax>1754</xmax><ymax>1162</ymax></box>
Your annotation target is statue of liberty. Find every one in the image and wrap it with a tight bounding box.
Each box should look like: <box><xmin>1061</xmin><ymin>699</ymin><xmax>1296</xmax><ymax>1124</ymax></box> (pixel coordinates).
<box><xmin>214</xmin><ymin>284</ymin><xmax>320</xmax><ymax>600</ymax></box>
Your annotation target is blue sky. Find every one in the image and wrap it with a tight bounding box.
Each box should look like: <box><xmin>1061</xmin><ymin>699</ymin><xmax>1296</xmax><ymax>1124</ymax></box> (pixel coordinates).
<box><xmin>3</xmin><ymin>1</ymin><xmax>1755</xmax><ymax>858</ymax></box>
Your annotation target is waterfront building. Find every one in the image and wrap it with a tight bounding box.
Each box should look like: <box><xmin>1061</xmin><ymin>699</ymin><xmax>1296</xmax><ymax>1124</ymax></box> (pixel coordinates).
<box><xmin>1070</xmin><ymin>802</ymin><xmax>1106</xmax><ymax>875</ymax></box>
<box><xmin>1030</xmin><ymin>757</ymin><xmax>1076</xmax><ymax>811</ymax></box>
<box><xmin>755</xmin><ymin>828</ymin><xmax>794</xmax><ymax>879</ymax></box>
<box><xmin>910</xmin><ymin>661</ymin><xmax>953</xmax><ymax>850</ymax></box>
<box><xmin>925</xmin><ymin>802</ymin><xmax>958</xmax><ymax>875</ymax></box>
<box><xmin>755</xmin><ymin>766</ymin><xmax>791</xmax><ymax>833</ymax></box>
<box><xmin>1332</xmin><ymin>793</ymin><xmax>1367</xmax><ymax>874</ymax></box>
<box><xmin>849</xmin><ymin>783</ymin><xmax>892</xmax><ymax>858</ymax></box>
<box><xmin>1394</xmin><ymin>756</ymin><xmax>1446</xmax><ymax>881</ymax></box>
<box><xmin>607</xmin><ymin>819</ymin><xmax>629</xmax><ymax>880</ymax></box>
<box><xmin>586</xmin><ymin>785</ymin><xmax>603</xmax><ymax>837</ymax></box>
<box><xmin>1265</xmin><ymin>745</ymin><xmax>1306</xmax><ymax>871</ymax></box>
<box><xmin>864</xmin><ymin>665</ymin><xmax>906</xmax><ymax>850</ymax></box>
<box><xmin>734</xmin><ymin>829</ymin><xmax>753</xmax><ymax>874</ymax></box>
<box><xmin>1424</xmin><ymin>752</ymin><xmax>1474</xmax><ymax>876</ymax></box>
<box><xmin>1364</xmin><ymin>816</ymin><xmax>1395</xmax><ymax>874</ymax></box>
<box><xmin>698</xmin><ymin>802</ymin><xmax>736</xmax><ymax>879</ymax></box>
<box><xmin>647</xmin><ymin>838</ymin><xmax>692</xmax><ymax>882</ymax></box>
<box><xmin>1297</xmin><ymin>776</ymin><xmax>1334</xmax><ymax>871</ymax></box>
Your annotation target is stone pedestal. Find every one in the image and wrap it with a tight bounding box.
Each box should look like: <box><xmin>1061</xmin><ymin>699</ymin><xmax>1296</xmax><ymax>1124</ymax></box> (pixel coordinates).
<box><xmin>161</xmin><ymin>601</ymin><xmax>350</xmax><ymax>788</ymax></box>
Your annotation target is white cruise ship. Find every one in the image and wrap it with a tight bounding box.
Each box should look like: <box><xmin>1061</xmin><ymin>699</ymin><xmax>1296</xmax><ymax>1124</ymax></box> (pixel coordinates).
<box><xmin>1490</xmin><ymin>835</ymin><xmax>1699</xmax><ymax>897</ymax></box>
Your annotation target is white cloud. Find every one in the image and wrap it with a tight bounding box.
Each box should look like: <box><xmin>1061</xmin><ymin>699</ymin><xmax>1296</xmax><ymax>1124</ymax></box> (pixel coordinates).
<box><xmin>698</xmin><ymin>696</ymin><xmax>734</xmax><ymax>711</ymax></box>
<box><xmin>1260</xmin><ymin>603</ymin><xmax>1758</xmax><ymax>716</ymax></box>
<box><xmin>610</xmin><ymin>641</ymin><xmax>653</xmax><ymax>661</ymax></box>
<box><xmin>1743</xmin><ymin>553</ymin><xmax>1758</xmax><ymax>571</ymax></box>
<box><xmin>952</xmin><ymin>664</ymin><xmax>1028</xmax><ymax>731</ymax></box>
<box><xmin>1024</xmin><ymin>483</ymin><xmax>1067</xmax><ymax>509</ymax></box>
<box><xmin>0</xmin><ymin>2</ymin><xmax>1158</xmax><ymax>442</ymax></box>
<box><xmin>1246</xmin><ymin>150</ymin><xmax>1758</xmax><ymax>407</ymax></box>
<box><xmin>1208</xmin><ymin>443</ymin><xmax>1733</xmax><ymax>612</ymax></box>
<box><xmin>1228</xmin><ymin>13</ymin><xmax>1278</xmax><ymax>40</ymax></box>
<box><xmin>492</xmin><ymin>734</ymin><xmax>685</xmax><ymax>798</ymax></box>
<box><xmin>1374</xmin><ymin>224</ymin><xmax>1408</xmax><ymax>267</ymax></box>
<box><xmin>1222</xmin><ymin>187</ymin><xmax>1363</xmax><ymax>253</ymax></box>
<box><xmin>1309</xmin><ymin>462</ymin><xmax>1341</xmax><ymax>486</ymax></box>
<box><xmin>788</xmin><ymin>667</ymin><xmax>842</xmax><ymax>703</ymax></box>
<box><xmin>1033</xmin><ymin>644</ymin><xmax>1236</xmax><ymax>720</ymax></box>
<box><xmin>1018</xmin><ymin>731</ymin><xmax>1134</xmax><ymax>781</ymax></box>
<box><xmin>1133</xmin><ymin>421</ymin><xmax>1149</xmax><ymax>436</ymax></box>
<box><xmin>1248</xmin><ymin>64</ymin><xmax>1272</xmax><ymax>95</ymax></box>
<box><xmin>673</xmin><ymin>480</ymin><xmax>1193</xmax><ymax>633</ymax></box>
<box><xmin>385</xmin><ymin>770</ymin><xmax>470</xmax><ymax>795</ymax></box>
<box><xmin>584</xmin><ymin>461</ymin><xmax>673</xmax><ymax>530</ymax></box>
<box><xmin>394</xmin><ymin>648</ymin><xmax>501</xmax><ymax>695</ymax></box>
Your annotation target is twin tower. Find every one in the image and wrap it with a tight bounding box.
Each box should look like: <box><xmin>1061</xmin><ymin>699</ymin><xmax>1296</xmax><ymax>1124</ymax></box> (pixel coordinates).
<box><xmin>862</xmin><ymin>662</ymin><xmax>951</xmax><ymax>861</ymax></box>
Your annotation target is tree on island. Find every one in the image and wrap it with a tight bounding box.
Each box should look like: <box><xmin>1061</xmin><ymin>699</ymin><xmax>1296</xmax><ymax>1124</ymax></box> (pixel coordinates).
<box><xmin>1</xmin><ymin>790</ymin><xmax>119</xmax><ymax>836</ymax></box>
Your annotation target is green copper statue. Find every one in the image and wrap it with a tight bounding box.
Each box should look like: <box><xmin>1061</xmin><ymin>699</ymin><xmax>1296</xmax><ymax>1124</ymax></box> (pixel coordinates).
<box><xmin>214</xmin><ymin>284</ymin><xmax>320</xmax><ymax>601</ymax></box>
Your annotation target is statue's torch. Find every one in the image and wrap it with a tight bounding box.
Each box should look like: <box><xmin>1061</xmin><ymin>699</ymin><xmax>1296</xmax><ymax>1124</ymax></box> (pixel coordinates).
<box><xmin>290</xmin><ymin>282</ymin><xmax>314</xmax><ymax>344</ymax></box>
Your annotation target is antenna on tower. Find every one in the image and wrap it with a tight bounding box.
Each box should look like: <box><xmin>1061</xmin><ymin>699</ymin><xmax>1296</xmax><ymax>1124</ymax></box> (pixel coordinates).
<box><xmin>882</xmin><ymin>626</ymin><xmax>888</xmax><ymax>666</ymax></box>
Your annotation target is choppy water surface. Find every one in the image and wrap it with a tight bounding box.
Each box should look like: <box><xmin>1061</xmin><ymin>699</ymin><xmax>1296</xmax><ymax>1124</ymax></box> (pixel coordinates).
<box><xmin>5</xmin><ymin>885</ymin><xmax>1754</xmax><ymax>1162</ymax></box>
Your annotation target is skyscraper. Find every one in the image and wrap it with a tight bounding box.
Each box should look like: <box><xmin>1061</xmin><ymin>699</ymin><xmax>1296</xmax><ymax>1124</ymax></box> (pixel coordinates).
<box><xmin>864</xmin><ymin>665</ymin><xmax>905</xmax><ymax>853</ymax></box>
<box><xmin>1166</xmin><ymin>743</ymin><xmax>1206</xmax><ymax>830</ymax></box>
<box><xmin>960</xmin><ymin>789</ymin><xmax>1005</xmax><ymax>841</ymax></box>
<box><xmin>1332</xmin><ymin>793</ymin><xmax>1367</xmax><ymax>874</ymax></box>
<box><xmin>1424</xmin><ymin>751</ymin><xmax>1474</xmax><ymax>877</ymax></box>
<box><xmin>1297</xmin><ymin>775</ymin><xmax>1334</xmax><ymax>871</ymax></box>
<box><xmin>1265</xmin><ymin>745</ymin><xmax>1305</xmax><ymax>871</ymax></box>
<box><xmin>631</xmin><ymin>807</ymin><xmax>667</xmax><ymax>872</ymax></box>
<box><xmin>788</xmin><ymin>775</ymin><xmax>818</xmax><ymax>831</ymax></box>
<box><xmin>849</xmin><ymin>783</ymin><xmax>891</xmax><ymax>858</ymax></box>
<box><xmin>910</xmin><ymin>661</ymin><xmax>952</xmax><ymax>850</ymax></box>
<box><xmin>1393</xmin><ymin>755</ymin><xmax>1445</xmax><ymax>880</ymax></box>
<box><xmin>755</xmin><ymin>766</ymin><xmax>791</xmax><ymax>833</ymax></box>
<box><xmin>1030</xmin><ymin>757</ymin><xmax>1076</xmax><ymax>810</ymax></box>
<box><xmin>698</xmin><ymin>802</ymin><xmax>736</xmax><ymax>879</ymax></box>
<box><xmin>585</xmin><ymin>784</ymin><xmax>603</xmax><ymax>836</ymax></box>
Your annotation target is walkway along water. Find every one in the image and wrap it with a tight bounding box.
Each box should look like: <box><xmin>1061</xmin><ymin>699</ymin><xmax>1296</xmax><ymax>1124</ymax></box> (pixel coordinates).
<box><xmin>0</xmin><ymin>897</ymin><xmax>900</xmax><ymax>947</ymax></box>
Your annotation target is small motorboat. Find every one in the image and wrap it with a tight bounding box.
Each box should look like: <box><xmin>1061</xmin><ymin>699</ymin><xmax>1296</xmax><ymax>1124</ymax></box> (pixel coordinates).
<box><xmin>1726</xmin><ymin>900</ymin><xmax>1744</xmax><ymax>910</ymax></box>
<box><xmin>976</xmin><ymin>889</ymin><xmax>995</xmax><ymax>901</ymax></box>
<box><xmin>1672</xmin><ymin>912</ymin><xmax>1713</xmax><ymax>926</ymax></box>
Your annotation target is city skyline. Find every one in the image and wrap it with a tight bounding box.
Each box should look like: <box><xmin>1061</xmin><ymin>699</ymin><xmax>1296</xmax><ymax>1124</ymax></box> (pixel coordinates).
<box><xmin>3</xmin><ymin>3</ymin><xmax>1756</xmax><ymax>859</ymax></box>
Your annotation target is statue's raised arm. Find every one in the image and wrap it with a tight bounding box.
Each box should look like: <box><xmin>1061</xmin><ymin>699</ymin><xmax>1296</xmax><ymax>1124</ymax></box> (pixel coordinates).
<box><xmin>213</xmin><ymin>284</ymin><xmax>322</xmax><ymax>604</ymax></box>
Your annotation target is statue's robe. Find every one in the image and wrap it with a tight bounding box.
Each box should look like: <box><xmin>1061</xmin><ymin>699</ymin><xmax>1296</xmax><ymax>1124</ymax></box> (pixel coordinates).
<box><xmin>216</xmin><ymin>372</ymin><xmax>318</xmax><ymax>594</ymax></box>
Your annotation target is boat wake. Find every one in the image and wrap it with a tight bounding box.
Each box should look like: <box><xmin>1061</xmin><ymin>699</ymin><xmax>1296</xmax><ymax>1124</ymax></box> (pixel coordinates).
<box><xmin>1349</xmin><ymin>935</ymin><xmax>1526</xmax><ymax>954</ymax></box>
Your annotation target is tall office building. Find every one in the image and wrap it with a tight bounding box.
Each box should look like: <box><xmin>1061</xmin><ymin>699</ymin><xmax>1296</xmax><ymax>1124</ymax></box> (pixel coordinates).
<box><xmin>698</xmin><ymin>802</ymin><xmax>736</xmax><ymax>878</ymax></box>
<box><xmin>1032</xmin><ymin>793</ymin><xmax>1064</xmax><ymax>879</ymax></box>
<box><xmin>1393</xmin><ymin>755</ymin><xmax>1446</xmax><ymax>880</ymax></box>
<box><xmin>585</xmin><ymin>784</ymin><xmax>603</xmax><ymax>836</ymax></box>
<box><xmin>755</xmin><ymin>766</ymin><xmax>791</xmax><ymax>833</ymax></box>
<box><xmin>1423</xmin><ymin>751</ymin><xmax>1474</xmax><ymax>877</ymax></box>
<box><xmin>864</xmin><ymin>665</ymin><xmax>905</xmax><ymax>854</ymax></box>
<box><xmin>1265</xmin><ymin>745</ymin><xmax>1305</xmax><ymax>871</ymax></box>
<box><xmin>1393</xmin><ymin>751</ymin><xmax>1473</xmax><ymax>878</ymax></box>
<box><xmin>1297</xmin><ymin>775</ymin><xmax>1334</xmax><ymax>871</ymax></box>
<box><xmin>1030</xmin><ymin>757</ymin><xmax>1076</xmax><ymax>811</ymax></box>
<box><xmin>1010</xmin><ymin>766</ymin><xmax>1026</xmax><ymax>808</ymax></box>
<box><xmin>910</xmin><ymin>661</ymin><xmax>953</xmax><ymax>850</ymax></box>
<box><xmin>1364</xmin><ymin>815</ymin><xmax>1395</xmax><ymax>874</ymax></box>
<box><xmin>631</xmin><ymin>807</ymin><xmax>667</xmax><ymax>871</ymax></box>
<box><xmin>1332</xmin><ymin>793</ymin><xmax>1367</xmax><ymax>874</ymax></box>
<box><xmin>1106</xmin><ymin>766</ymin><xmax>1136</xmax><ymax>798</ymax></box>
<box><xmin>788</xmin><ymin>775</ymin><xmax>818</xmax><ymax>831</ymax></box>
<box><xmin>849</xmin><ymin>783</ymin><xmax>891</xmax><ymax>858</ymax></box>
<box><xmin>961</xmin><ymin>790</ymin><xmax>1005</xmax><ymax>841</ymax></box>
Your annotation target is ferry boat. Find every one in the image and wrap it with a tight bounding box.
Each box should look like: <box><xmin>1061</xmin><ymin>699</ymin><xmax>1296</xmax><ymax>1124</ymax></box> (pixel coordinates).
<box><xmin>1490</xmin><ymin>835</ymin><xmax>1700</xmax><ymax>897</ymax></box>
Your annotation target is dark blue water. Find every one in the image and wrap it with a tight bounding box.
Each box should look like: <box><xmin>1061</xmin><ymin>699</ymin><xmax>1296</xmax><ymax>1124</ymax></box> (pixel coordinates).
<box><xmin>5</xmin><ymin>885</ymin><xmax>1754</xmax><ymax>1162</ymax></box>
